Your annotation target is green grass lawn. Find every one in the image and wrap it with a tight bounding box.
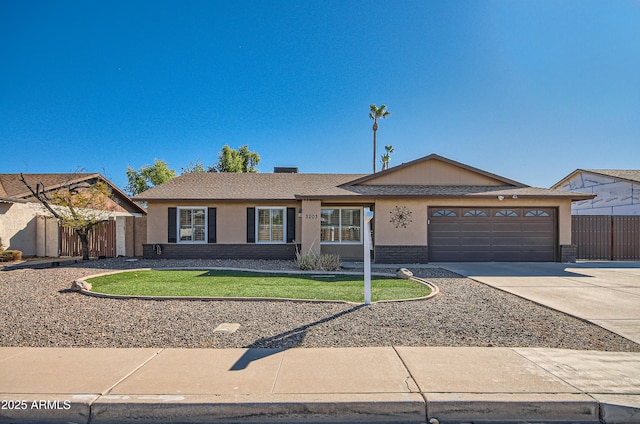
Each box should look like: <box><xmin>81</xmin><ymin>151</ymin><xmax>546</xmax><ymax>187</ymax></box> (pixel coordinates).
<box><xmin>87</xmin><ymin>270</ymin><xmax>431</xmax><ymax>303</ymax></box>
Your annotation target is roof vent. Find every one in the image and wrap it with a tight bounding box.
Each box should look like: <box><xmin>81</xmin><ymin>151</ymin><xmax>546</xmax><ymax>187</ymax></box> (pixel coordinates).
<box><xmin>274</xmin><ymin>167</ymin><xmax>299</xmax><ymax>173</ymax></box>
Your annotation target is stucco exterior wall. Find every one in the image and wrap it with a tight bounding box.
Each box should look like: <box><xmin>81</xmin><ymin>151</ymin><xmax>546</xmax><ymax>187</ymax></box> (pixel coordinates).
<box><xmin>374</xmin><ymin>198</ymin><xmax>573</xmax><ymax>246</ymax></box>
<box><xmin>301</xmin><ymin>200</ymin><xmax>321</xmax><ymax>255</ymax></box>
<box><xmin>360</xmin><ymin>160</ymin><xmax>507</xmax><ymax>186</ymax></box>
<box><xmin>0</xmin><ymin>202</ymin><xmax>45</xmax><ymax>256</ymax></box>
<box><xmin>374</xmin><ymin>199</ymin><xmax>428</xmax><ymax>246</ymax></box>
<box><xmin>146</xmin><ymin>196</ymin><xmax>574</xmax><ymax>261</ymax></box>
<box><xmin>146</xmin><ymin>201</ymin><xmax>300</xmax><ymax>245</ymax></box>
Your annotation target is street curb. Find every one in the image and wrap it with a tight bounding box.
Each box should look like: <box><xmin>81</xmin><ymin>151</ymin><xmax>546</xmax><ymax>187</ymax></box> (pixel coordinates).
<box><xmin>91</xmin><ymin>393</ymin><xmax>427</xmax><ymax>423</ymax></box>
<box><xmin>5</xmin><ymin>393</ymin><xmax>640</xmax><ymax>423</ymax></box>
<box><xmin>424</xmin><ymin>393</ymin><xmax>600</xmax><ymax>424</ymax></box>
<box><xmin>0</xmin><ymin>394</ymin><xmax>97</xmax><ymax>424</ymax></box>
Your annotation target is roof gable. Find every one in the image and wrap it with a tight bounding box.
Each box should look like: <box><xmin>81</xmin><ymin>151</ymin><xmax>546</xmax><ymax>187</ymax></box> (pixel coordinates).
<box><xmin>0</xmin><ymin>173</ymin><xmax>145</xmax><ymax>215</ymax></box>
<box><xmin>552</xmin><ymin>169</ymin><xmax>640</xmax><ymax>190</ymax></box>
<box><xmin>345</xmin><ymin>154</ymin><xmax>526</xmax><ymax>187</ymax></box>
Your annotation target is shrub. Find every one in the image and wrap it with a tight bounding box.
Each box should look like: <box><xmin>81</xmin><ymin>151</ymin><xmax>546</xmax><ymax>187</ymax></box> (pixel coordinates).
<box><xmin>0</xmin><ymin>250</ymin><xmax>22</xmax><ymax>262</ymax></box>
<box><xmin>295</xmin><ymin>250</ymin><xmax>341</xmax><ymax>271</ymax></box>
<box><xmin>295</xmin><ymin>251</ymin><xmax>317</xmax><ymax>271</ymax></box>
<box><xmin>316</xmin><ymin>253</ymin><xmax>341</xmax><ymax>271</ymax></box>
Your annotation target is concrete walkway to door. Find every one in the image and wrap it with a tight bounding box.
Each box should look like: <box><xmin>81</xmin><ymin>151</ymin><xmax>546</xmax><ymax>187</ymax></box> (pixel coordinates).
<box><xmin>434</xmin><ymin>261</ymin><xmax>640</xmax><ymax>345</ymax></box>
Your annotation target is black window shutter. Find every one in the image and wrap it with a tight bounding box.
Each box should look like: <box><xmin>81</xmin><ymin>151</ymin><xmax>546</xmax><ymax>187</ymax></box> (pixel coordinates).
<box><xmin>286</xmin><ymin>207</ymin><xmax>296</xmax><ymax>243</ymax></box>
<box><xmin>208</xmin><ymin>208</ymin><xmax>216</xmax><ymax>243</ymax></box>
<box><xmin>246</xmin><ymin>207</ymin><xmax>255</xmax><ymax>243</ymax></box>
<box><xmin>168</xmin><ymin>207</ymin><xmax>177</xmax><ymax>243</ymax></box>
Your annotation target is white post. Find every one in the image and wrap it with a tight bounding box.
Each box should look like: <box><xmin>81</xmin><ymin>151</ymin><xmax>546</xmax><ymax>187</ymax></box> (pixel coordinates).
<box><xmin>363</xmin><ymin>207</ymin><xmax>374</xmax><ymax>305</ymax></box>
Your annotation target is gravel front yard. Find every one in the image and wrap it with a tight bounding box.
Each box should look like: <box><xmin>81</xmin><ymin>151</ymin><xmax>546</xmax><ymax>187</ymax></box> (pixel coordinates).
<box><xmin>1</xmin><ymin>258</ymin><xmax>638</xmax><ymax>351</ymax></box>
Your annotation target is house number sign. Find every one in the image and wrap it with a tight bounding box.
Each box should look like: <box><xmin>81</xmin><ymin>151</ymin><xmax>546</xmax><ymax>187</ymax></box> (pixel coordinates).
<box><xmin>304</xmin><ymin>214</ymin><xmax>319</xmax><ymax>219</ymax></box>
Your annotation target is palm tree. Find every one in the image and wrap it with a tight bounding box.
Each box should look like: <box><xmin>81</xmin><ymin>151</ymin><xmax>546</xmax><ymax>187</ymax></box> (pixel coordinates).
<box><xmin>381</xmin><ymin>145</ymin><xmax>394</xmax><ymax>170</ymax></box>
<box><xmin>369</xmin><ymin>104</ymin><xmax>391</xmax><ymax>173</ymax></box>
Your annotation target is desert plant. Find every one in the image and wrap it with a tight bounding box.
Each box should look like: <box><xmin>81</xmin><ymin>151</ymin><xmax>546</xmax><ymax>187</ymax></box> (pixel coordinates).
<box><xmin>295</xmin><ymin>250</ymin><xmax>318</xmax><ymax>271</ymax></box>
<box><xmin>295</xmin><ymin>248</ymin><xmax>341</xmax><ymax>271</ymax></box>
<box><xmin>316</xmin><ymin>253</ymin><xmax>342</xmax><ymax>271</ymax></box>
<box><xmin>0</xmin><ymin>250</ymin><xmax>22</xmax><ymax>262</ymax></box>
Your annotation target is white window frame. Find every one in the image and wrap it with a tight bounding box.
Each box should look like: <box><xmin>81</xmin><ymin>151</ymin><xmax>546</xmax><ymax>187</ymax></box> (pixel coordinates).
<box><xmin>320</xmin><ymin>207</ymin><xmax>363</xmax><ymax>245</ymax></box>
<box><xmin>256</xmin><ymin>206</ymin><xmax>287</xmax><ymax>244</ymax></box>
<box><xmin>177</xmin><ymin>207</ymin><xmax>208</xmax><ymax>244</ymax></box>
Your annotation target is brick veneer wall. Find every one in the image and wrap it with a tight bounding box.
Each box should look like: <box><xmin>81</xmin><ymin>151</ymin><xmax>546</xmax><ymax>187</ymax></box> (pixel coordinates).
<box><xmin>560</xmin><ymin>244</ymin><xmax>577</xmax><ymax>263</ymax></box>
<box><xmin>142</xmin><ymin>243</ymin><xmax>299</xmax><ymax>260</ymax></box>
<box><xmin>374</xmin><ymin>245</ymin><xmax>429</xmax><ymax>264</ymax></box>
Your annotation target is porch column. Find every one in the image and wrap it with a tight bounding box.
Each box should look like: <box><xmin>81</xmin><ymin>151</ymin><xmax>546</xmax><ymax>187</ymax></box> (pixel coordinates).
<box><xmin>300</xmin><ymin>199</ymin><xmax>321</xmax><ymax>256</ymax></box>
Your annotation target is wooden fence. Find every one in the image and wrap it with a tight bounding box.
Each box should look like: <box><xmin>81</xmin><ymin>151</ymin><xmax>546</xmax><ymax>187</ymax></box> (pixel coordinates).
<box><xmin>59</xmin><ymin>219</ymin><xmax>117</xmax><ymax>258</ymax></box>
<box><xmin>572</xmin><ymin>215</ymin><xmax>640</xmax><ymax>260</ymax></box>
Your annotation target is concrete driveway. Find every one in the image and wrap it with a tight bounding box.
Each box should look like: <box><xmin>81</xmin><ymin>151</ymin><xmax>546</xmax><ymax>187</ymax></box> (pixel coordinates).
<box><xmin>434</xmin><ymin>262</ymin><xmax>640</xmax><ymax>345</ymax></box>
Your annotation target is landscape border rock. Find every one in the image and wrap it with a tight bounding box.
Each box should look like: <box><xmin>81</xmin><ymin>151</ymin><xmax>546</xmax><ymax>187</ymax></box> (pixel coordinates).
<box><xmin>396</xmin><ymin>267</ymin><xmax>414</xmax><ymax>279</ymax></box>
<box><xmin>70</xmin><ymin>279</ymin><xmax>92</xmax><ymax>292</ymax></box>
<box><xmin>72</xmin><ymin>267</ymin><xmax>439</xmax><ymax>304</ymax></box>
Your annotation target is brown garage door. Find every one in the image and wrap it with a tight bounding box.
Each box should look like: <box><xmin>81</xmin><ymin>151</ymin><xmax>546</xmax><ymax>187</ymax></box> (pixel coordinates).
<box><xmin>428</xmin><ymin>207</ymin><xmax>557</xmax><ymax>262</ymax></box>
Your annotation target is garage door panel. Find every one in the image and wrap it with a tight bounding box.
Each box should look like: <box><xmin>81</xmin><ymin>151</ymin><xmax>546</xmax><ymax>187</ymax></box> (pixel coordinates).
<box><xmin>492</xmin><ymin>236</ymin><xmax>523</xmax><ymax>246</ymax></box>
<box><xmin>460</xmin><ymin>222</ymin><xmax>492</xmax><ymax>232</ymax></box>
<box><xmin>492</xmin><ymin>222</ymin><xmax>523</xmax><ymax>232</ymax></box>
<box><xmin>522</xmin><ymin>222</ymin><xmax>553</xmax><ymax>232</ymax></box>
<box><xmin>460</xmin><ymin>236</ymin><xmax>491</xmax><ymax>246</ymax></box>
<box><xmin>429</xmin><ymin>207</ymin><xmax>556</xmax><ymax>262</ymax></box>
<box><xmin>522</xmin><ymin>236</ymin><xmax>555</xmax><ymax>247</ymax></box>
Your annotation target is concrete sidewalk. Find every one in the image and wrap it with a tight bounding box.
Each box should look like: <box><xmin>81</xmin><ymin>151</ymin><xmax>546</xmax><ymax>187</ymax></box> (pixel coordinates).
<box><xmin>1</xmin><ymin>346</ymin><xmax>639</xmax><ymax>423</ymax></box>
<box><xmin>434</xmin><ymin>262</ymin><xmax>640</xmax><ymax>344</ymax></box>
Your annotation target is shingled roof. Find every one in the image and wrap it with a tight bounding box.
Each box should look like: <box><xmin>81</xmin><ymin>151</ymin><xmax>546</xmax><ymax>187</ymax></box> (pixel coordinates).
<box><xmin>581</xmin><ymin>169</ymin><xmax>640</xmax><ymax>184</ymax></box>
<box><xmin>295</xmin><ymin>184</ymin><xmax>594</xmax><ymax>200</ymax></box>
<box><xmin>133</xmin><ymin>154</ymin><xmax>598</xmax><ymax>202</ymax></box>
<box><xmin>0</xmin><ymin>173</ymin><xmax>146</xmax><ymax>214</ymax></box>
<box><xmin>0</xmin><ymin>173</ymin><xmax>99</xmax><ymax>199</ymax></box>
<box><xmin>551</xmin><ymin>169</ymin><xmax>640</xmax><ymax>189</ymax></box>
<box><xmin>132</xmin><ymin>173</ymin><xmax>366</xmax><ymax>201</ymax></box>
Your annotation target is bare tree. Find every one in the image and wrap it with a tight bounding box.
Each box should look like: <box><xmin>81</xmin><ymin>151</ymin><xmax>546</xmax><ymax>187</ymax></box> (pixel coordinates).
<box><xmin>19</xmin><ymin>174</ymin><xmax>113</xmax><ymax>260</ymax></box>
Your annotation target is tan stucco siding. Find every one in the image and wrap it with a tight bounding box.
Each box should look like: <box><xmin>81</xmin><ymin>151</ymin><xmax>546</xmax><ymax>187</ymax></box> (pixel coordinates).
<box><xmin>301</xmin><ymin>200</ymin><xmax>321</xmax><ymax>254</ymax></box>
<box><xmin>146</xmin><ymin>202</ymin><xmax>168</xmax><ymax>244</ymax></box>
<box><xmin>373</xmin><ymin>198</ymin><xmax>573</xmax><ymax>246</ymax></box>
<box><xmin>360</xmin><ymin>160</ymin><xmax>507</xmax><ymax>186</ymax></box>
<box><xmin>0</xmin><ymin>202</ymin><xmax>43</xmax><ymax>255</ymax></box>
<box><xmin>558</xmin><ymin>202</ymin><xmax>572</xmax><ymax>245</ymax></box>
<box><xmin>147</xmin><ymin>197</ymin><xmax>573</xmax><ymax>250</ymax></box>
<box><xmin>374</xmin><ymin>199</ymin><xmax>428</xmax><ymax>246</ymax></box>
<box><xmin>146</xmin><ymin>201</ymin><xmax>300</xmax><ymax>245</ymax></box>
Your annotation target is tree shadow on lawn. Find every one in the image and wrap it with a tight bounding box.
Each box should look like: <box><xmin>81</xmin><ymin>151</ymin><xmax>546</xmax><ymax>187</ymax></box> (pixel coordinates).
<box><xmin>230</xmin><ymin>304</ymin><xmax>365</xmax><ymax>371</ymax></box>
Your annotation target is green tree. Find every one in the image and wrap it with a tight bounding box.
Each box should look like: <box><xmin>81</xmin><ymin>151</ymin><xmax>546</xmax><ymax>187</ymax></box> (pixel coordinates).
<box><xmin>369</xmin><ymin>104</ymin><xmax>391</xmax><ymax>173</ymax></box>
<box><xmin>126</xmin><ymin>159</ymin><xmax>177</xmax><ymax>195</ymax></box>
<box><xmin>210</xmin><ymin>145</ymin><xmax>261</xmax><ymax>173</ymax></box>
<box><xmin>181</xmin><ymin>158</ymin><xmax>206</xmax><ymax>174</ymax></box>
<box><xmin>19</xmin><ymin>174</ymin><xmax>113</xmax><ymax>260</ymax></box>
<box><xmin>381</xmin><ymin>145</ymin><xmax>394</xmax><ymax>170</ymax></box>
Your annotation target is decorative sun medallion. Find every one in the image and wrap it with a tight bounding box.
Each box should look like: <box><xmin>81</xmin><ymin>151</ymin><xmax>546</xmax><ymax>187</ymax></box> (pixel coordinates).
<box><xmin>389</xmin><ymin>205</ymin><xmax>413</xmax><ymax>228</ymax></box>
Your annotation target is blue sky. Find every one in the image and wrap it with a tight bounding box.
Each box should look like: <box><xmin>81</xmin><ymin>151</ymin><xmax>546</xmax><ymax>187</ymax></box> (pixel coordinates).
<box><xmin>2</xmin><ymin>0</ymin><xmax>639</xmax><ymax>191</ymax></box>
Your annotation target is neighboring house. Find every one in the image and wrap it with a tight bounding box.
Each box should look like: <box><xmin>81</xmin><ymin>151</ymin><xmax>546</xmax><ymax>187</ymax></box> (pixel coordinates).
<box><xmin>134</xmin><ymin>154</ymin><xmax>593</xmax><ymax>263</ymax></box>
<box><xmin>552</xmin><ymin>170</ymin><xmax>640</xmax><ymax>215</ymax></box>
<box><xmin>0</xmin><ymin>173</ymin><xmax>146</xmax><ymax>256</ymax></box>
